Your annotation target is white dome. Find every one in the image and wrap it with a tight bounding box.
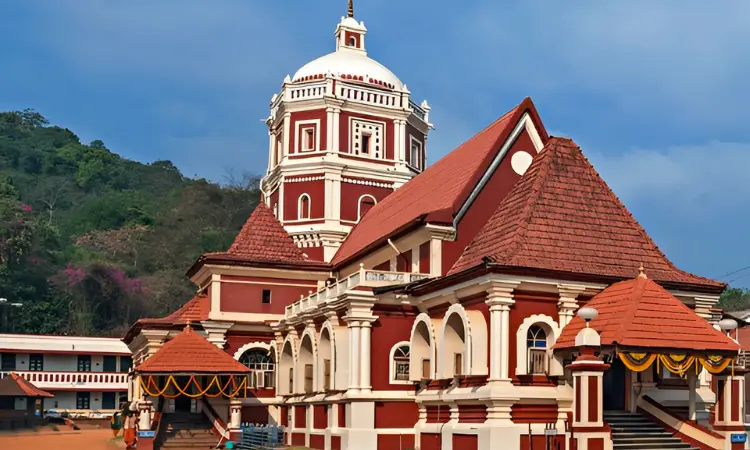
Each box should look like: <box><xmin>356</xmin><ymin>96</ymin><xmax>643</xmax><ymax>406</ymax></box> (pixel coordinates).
<box><xmin>292</xmin><ymin>51</ymin><xmax>404</xmax><ymax>90</ymax></box>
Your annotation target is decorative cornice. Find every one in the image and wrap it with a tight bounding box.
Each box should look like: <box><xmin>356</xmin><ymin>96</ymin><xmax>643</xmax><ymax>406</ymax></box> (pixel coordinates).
<box><xmin>341</xmin><ymin>177</ymin><xmax>394</xmax><ymax>189</ymax></box>
<box><xmin>286</xmin><ymin>175</ymin><xmax>325</xmax><ymax>183</ymax></box>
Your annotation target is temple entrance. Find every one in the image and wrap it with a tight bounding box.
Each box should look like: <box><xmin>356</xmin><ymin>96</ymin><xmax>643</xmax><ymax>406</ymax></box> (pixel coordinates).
<box><xmin>174</xmin><ymin>396</ymin><xmax>192</xmax><ymax>412</ymax></box>
<box><xmin>603</xmin><ymin>357</ymin><xmax>626</xmax><ymax>411</ymax></box>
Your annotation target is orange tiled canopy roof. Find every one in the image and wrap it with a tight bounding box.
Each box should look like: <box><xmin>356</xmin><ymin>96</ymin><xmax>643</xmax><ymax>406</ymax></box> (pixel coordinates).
<box><xmin>449</xmin><ymin>137</ymin><xmax>723</xmax><ymax>290</ymax></box>
<box><xmin>139</xmin><ymin>295</ymin><xmax>209</xmax><ymax>326</ymax></box>
<box><xmin>555</xmin><ymin>273</ymin><xmax>739</xmax><ymax>353</ymax></box>
<box><xmin>0</xmin><ymin>373</ymin><xmax>53</xmax><ymax>397</ymax></box>
<box><xmin>135</xmin><ymin>324</ymin><xmax>250</xmax><ymax>374</ymax></box>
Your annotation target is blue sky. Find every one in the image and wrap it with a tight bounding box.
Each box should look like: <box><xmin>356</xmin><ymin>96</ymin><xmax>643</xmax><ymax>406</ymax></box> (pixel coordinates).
<box><xmin>2</xmin><ymin>1</ymin><xmax>749</xmax><ymax>288</ymax></box>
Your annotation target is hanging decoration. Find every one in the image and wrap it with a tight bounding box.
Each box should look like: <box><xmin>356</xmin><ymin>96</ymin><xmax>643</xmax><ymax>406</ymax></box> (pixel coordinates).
<box><xmin>619</xmin><ymin>352</ymin><xmax>734</xmax><ymax>376</ymax></box>
<box><xmin>139</xmin><ymin>374</ymin><xmax>248</xmax><ymax>398</ymax></box>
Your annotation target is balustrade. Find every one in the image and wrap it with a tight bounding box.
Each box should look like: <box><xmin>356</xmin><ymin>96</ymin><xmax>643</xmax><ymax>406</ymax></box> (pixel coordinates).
<box><xmin>0</xmin><ymin>370</ymin><xmax>128</xmax><ymax>390</ymax></box>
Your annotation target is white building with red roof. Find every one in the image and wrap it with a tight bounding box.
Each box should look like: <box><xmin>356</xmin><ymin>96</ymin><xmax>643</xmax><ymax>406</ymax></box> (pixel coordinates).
<box><xmin>123</xmin><ymin>2</ymin><xmax>748</xmax><ymax>450</ymax></box>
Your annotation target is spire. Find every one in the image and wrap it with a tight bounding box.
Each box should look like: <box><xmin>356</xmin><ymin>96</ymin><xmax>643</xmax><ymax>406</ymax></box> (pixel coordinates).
<box><xmin>348</xmin><ymin>0</ymin><xmax>354</xmax><ymax>17</ymax></box>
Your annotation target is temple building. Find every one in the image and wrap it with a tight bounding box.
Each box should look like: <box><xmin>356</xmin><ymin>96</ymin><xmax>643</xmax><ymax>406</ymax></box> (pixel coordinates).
<box><xmin>123</xmin><ymin>2</ymin><xmax>748</xmax><ymax>450</ymax></box>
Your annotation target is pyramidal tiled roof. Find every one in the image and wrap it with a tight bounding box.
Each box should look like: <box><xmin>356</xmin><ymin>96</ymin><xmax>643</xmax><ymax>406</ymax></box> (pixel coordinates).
<box><xmin>331</xmin><ymin>97</ymin><xmax>548</xmax><ymax>267</ymax></box>
<box><xmin>139</xmin><ymin>295</ymin><xmax>209</xmax><ymax>326</ymax></box>
<box><xmin>0</xmin><ymin>373</ymin><xmax>54</xmax><ymax>397</ymax></box>
<box><xmin>135</xmin><ymin>325</ymin><xmax>250</xmax><ymax>374</ymax></box>
<box><xmin>555</xmin><ymin>274</ymin><xmax>739</xmax><ymax>352</ymax></box>
<box><xmin>449</xmin><ymin>137</ymin><xmax>723</xmax><ymax>289</ymax></box>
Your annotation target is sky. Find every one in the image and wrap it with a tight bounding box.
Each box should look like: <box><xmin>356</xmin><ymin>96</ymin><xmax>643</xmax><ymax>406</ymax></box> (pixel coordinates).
<box><xmin>1</xmin><ymin>0</ymin><xmax>749</xmax><ymax>288</ymax></box>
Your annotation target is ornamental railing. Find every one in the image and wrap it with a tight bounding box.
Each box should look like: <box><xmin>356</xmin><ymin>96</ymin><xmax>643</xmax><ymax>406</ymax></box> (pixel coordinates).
<box><xmin>0</xmin><ymin>370</ymin><xmax>128</xmax><ymax>391</ymax></box>
<box><xmin>284</xmin><ymin>267</ymin><xmax>429</xmax><ymax>319</ymax></box>
<box><xmin>409</xmin><ymin>100</ymin><xmax>427</xmax><ymax>121</ymax></box>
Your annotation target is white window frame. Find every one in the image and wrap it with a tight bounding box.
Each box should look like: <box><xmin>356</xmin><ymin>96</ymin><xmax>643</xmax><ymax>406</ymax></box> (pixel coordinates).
<box><xmin>294</xmin><ymin>119</ymin><xmax>320</xmax><ymax>154</ymax></box>
<box><xmin>389</xmin><ymin>341</ymin><xmax>412</xmax><ymax>385</ymax></box>
<box><xmin>298</xmin><ymin>193</ymin><xmax>311</xmax><ymax>220</ymax></box>
<box><xmin>409</xmin><ymin>135</ymin><xmax>423</xmax><ymax>170</ymax></box>
<box><xmin>350</xmin><ymin>118</ymin><xmax>386</xmax><ymax>160</ymax></box>
<box><xmin>514</xmin><ymin>315</ymin><xmax>562</xmax><ymax>377</ymax></box>
<box><xmin>357</xmin><ymin>194</ymin><xmax>377</xmax><ymax>222</ymax></box>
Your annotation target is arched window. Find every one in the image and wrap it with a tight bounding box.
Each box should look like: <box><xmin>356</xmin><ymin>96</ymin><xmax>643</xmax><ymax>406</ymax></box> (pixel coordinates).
<box><xmin>298</xmin><ymin>194</ymin><xmax>311</xmax><ymax>220</ymax></box>
<box><xmin>239</xmin><ymin>349</ymin><xmax>275</xmax><ymax>388</ymax></box>
<box><xmin>348</xmin><ymin>36</ymin><xmax>357</xmax><ymax>47</ymax></box>
<box><xmin>391</xmin><ymin>344</ymin><xmax>410</xmax><ymax>383</ymax></box>
<box><xmin>526</xmin><ymin>325</ymin><xmax>547</xmax><ymax>374</ymax></box>
<box><xmin>357</xmin><ymin>195</ymin><xmax>377</xmax><ymax>221</ymax></box>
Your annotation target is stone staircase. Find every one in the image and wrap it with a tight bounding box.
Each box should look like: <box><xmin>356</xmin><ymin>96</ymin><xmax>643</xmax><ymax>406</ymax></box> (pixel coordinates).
<box><xmin>156</xmin><ymin>412</ymin><xmax>222</xmax><ymax>449</ymax></box>
<box><xmin>605</xmin><ymin>410</ymin><xmax>699</xmax><ymax>450</ymax></box>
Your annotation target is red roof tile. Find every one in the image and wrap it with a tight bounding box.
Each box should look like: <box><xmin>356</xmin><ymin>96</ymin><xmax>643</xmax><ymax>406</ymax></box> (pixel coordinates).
<box><xmin>449</xmin><ymin>137</ymin><xmax>723</xmax><ymax>289</ymax></box>
<box><xmin>331</xmin><ymin>98</ymin><xmax>547</xmax><ymax>267</ymax></box>
<box><xmin>555</xmin><ymin>274</ymin><xmax>739</xmax><ymax>352</ymax></box>
<box><xmin>135</xmin><ymin>325</ymin><xmax>250</xmax><ymax>374</ymax></box>
<box><xmin>140</xmin><ymin>295</ymin><xmax>209</xmax><ymax>326</ymax></box>
<box><xmin>0</xmin><ymin>373</ymin><xmax>54</xmax><ymax>397</ymax></box>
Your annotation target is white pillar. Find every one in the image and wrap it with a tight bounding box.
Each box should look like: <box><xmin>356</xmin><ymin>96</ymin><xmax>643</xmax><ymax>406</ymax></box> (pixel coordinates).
<box><xmin>688</xmin><ymin>370</ymin><xmax>697</xmax><ymax>421</ymax></box>
<box><xmin>230</xmin><ymin>398</ymin><xmax>242</xmax><ymax>429</ymax></box>
<box><xmin>282</xmin><ymin>112</ymin><xmax>291</xmax><ymax>158</ymax></box>
<box><xmin>557</xmin><ymin>284</ymin><xmax>586</xmax><ymax>329</ymax></box>
<box><xmin>349</xmin><ymin>321</ymin><xmax>361</xmax><ymax>392</ymax></box>
<box><xmin>486</xmin><ymin>283</ymin><xmax>517</xmax><ymax>382</ymax></box>
<box><xmin>326</xmin><ymin>107</ymin><xmax>335</xmax><ymax>152</ymax></box>
<box><xmin>331</xmin><ymin>107</ymin><xmax>341</xmax><ymax>152</ymax></box>
<box><xmin>138</xmin><ymin>399</ymin><xmax>153</xmax><ymax>430</ymax></box>
<box><xmin>360</xmin><ymin>321</ymin><xmax>372</xmax><ymax>393</ymax></box>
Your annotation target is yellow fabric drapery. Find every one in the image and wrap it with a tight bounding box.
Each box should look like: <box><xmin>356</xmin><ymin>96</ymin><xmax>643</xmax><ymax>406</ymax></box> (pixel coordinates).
<box><xmin>138</xmin><ymin>374</ymin><xmax>248</xmax><ymax>398</ymax></box>
<box><xmin>618</xmin><ymin>352</ymin><xmax>734</xmax><ymax>377</ymax></box>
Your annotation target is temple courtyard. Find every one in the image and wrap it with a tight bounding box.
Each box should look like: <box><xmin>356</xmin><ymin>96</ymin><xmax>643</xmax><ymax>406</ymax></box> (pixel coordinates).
<box><xmin>0</xmin><ymin>428</ymin><xmax>118</xmax><ymax>450</ymax></box>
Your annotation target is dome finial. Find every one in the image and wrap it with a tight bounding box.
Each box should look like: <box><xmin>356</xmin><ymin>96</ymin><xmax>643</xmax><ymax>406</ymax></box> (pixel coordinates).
<box><xmin>348</xmin><ymin>0</ymin><xmax>354</xmax><ymax>18</ymax></box>
<box><xmin>638</xmin><ymin>263</ymin><xmax>647</xmax><ymax>279</ymax></box>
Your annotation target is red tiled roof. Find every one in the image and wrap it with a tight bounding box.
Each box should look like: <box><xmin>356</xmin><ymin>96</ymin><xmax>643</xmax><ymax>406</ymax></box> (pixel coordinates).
<box><xmin>449</xmin><ymin>137</ymin><xmax>723</xmax><ymax>289</ymax></box>
<box><xmin>135</xmin><ymin>325</ymin><xmax>250</xmax><ymax>374</ymax></box>
<box><xmin>140</xmin><ymin>295</ymin><xmax>209</xmax><ymax>326</ymax></box>
<box><xmin>555</xmin><ymin>274</ymin><xmax>739</xmax><ymax>352</ymax></box>
<box><xmin>211</xmin><ymin>202</ymin><xmax>309</xmax><ymax>264</ymax></box>
<box><xmin>0</xmin><ymin>373</ymin><xmax>53</xmax><ymax>397</ymax></box>
<box><xmin>331</xmin><ymin>98</ymin><xmax>547</xmax><ymax>267</ymax></box>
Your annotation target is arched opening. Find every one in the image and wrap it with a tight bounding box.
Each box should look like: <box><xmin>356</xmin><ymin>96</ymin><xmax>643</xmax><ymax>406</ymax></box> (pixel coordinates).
<box><xmin>348</xmin><ymin>36</ymin><xmax>357</xmax><ymax>47</ymax></box>
<box><xmin>409</xmin><ymin>320</ymin><xmax>433</xmax><ymax>381</ymax></box>
<box><xmin>279</xmin><ymin>341</ymin><xmax>295</xmax><ymax>395</ymax></box>
<box><xmin>239</xmin><ymin>348</ymin><xmax>275</xmax><ymax>389</ymax></box>
<box><xmin>318</xmin><ymin>328</ymin><xmax>333</xmax><ymax>391</ymax></box>
<box><xmin>298</xmin><ymin>335</ymin><xmax>314</xmax><ymax>394</ymax></box>
<box><xmin>442</xmin><ymin>313</ymin><xmax>467</xmax><ymax>377</ymax></box>
<box><xmin>298</xmin><ymin>194</ymin><xmax>311</xmax><ymax>220</ymax></box>
<box><xmin>358</xmin><ymin>195</ymin><xmax>377</xmax><ymax>221</ymax></box>
<box><xmin>390</xmin><ymin>343</ymin><xmax>410</xmax><ymax>383</ymax></box>
<box><xmin>526</xmin><ymin>325</ymin><xmax>548</xmax><ymax>374</ymax></box>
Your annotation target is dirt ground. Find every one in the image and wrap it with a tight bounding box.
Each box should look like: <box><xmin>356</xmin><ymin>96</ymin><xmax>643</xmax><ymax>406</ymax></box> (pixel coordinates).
<box><xmin>0</xmin><ymin>428</ymin><xmax>119</xmax><ymax>450</ymax></box>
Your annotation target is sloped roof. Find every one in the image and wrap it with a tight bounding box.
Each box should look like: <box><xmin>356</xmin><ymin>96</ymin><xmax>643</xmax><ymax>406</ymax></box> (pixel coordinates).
<box><xmin>555</xmin><ymin>273</ymin><xmax>739</xmax><ymax>352</ymax></box>
<box><xmin>0</xmin><ymin>373</ymin><xmax>53</xmax><ymax>397</ymax></box>
<box><xmin>331</xmin><ymin>97</ymin><xmax>548</xmax><ymax>267</ymax></box>
<box><xmin>449</xmin><ymin>137</ymin><xmax>723</xmax><ymax>289</ymax></box>
<box><xmin>139</xmin><ymin>295</ymin><xmax>209</xmax><ymax>326</ymax></box>
<box><xmin>134</xmin><ymin>325</ymin><xmax>250</xmax><ymax>374</ymax></box>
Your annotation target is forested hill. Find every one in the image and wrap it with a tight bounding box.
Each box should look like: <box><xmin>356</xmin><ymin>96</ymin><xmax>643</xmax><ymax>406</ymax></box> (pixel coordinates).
<box><xmin>0</xmin><ymin>109</ymin><xmax>259</xmax><ymax>336</ymax></box>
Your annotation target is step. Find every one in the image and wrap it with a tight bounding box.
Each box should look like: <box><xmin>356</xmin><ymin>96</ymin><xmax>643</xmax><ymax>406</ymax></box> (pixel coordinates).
<box><xmin>613</xmin><ymin>444</ymin><xmax>695</xmax><ymax>450</ymax></box>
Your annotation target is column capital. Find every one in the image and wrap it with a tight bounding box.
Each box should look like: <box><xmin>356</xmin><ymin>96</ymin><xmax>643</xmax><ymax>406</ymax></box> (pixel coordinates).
<box><xmin>557</xmin><ymin>284</ymin><xmax>587</xmax><ymax>299</ymax></box>
<box><xmin>485</xmin><ymin>281</ymin><xmax>517</xmax><ymax>307</ymax></box>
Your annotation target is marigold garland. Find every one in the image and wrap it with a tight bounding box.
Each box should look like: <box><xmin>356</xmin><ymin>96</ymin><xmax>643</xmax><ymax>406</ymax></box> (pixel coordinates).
<box><xmin>618</xmin><ymin>352</ymin><xmax>733</xmax><ymax>377</ymax></box>
<box><xmin>138</xmin><ymin>375</ymin><xmax>248</xmax><ymax>398</ymax></box>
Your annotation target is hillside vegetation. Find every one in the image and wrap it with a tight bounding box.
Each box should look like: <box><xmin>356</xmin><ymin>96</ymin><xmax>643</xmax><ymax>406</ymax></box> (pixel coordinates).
<box><xmin>0</xmin><ymin>109</ymin><xmax>258</xmax><ymax>336</ymax></box>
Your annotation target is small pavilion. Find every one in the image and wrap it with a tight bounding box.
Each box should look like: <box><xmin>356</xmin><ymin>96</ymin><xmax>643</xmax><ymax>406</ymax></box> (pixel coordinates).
<box><xmin>555</xmin><ymin>269</ymin><xmax>744</xmax><ymax>449</ymax></box>
<box><xmin>131</xmin><ymin>323</ymin><xmax>251</xmax><ymax>448</ymax></box>
<box><xmin>0</xmin><ymin>373</ymin><xmax>53</xmax><ymax>430</ymax></box>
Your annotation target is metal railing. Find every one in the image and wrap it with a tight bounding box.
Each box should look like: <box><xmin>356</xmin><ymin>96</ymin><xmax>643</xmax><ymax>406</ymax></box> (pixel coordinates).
<box><xmin>238</xmin><ymin>423</ymin><xmax>285</xmax><ymax>449</ymax></box>
<box><xmin>285</xmin><ymin>267</ymin><xmax>429</xmax><ymax>319</ymax></box>
<box><xmin>528</xmin><ymin>349</ymin><xmax>548</xmax><ymax>375</ymax></box>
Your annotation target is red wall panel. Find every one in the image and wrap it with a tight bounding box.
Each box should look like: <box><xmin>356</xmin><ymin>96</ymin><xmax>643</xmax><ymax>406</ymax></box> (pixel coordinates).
<box><xmin>508</xmin><ymin>292</ymin><xmax>560</xmax><ymax>381</ymax></box>
<box><xmin>420</xmin><ymin>433</ymin><xmax>441</xmax><ymax>450</ymax></box>
<box><xmin>294</xmin><ymin>405</ymin><xmax>306</xmax><ymax>428</ymax></box>
<box><xmin>378</xmin><ymin>434</ymin><xmax>415</xmax><ymax>449</ymax></box>
<box><xmin>339</xmin><ymin>111</ymin><xmax>395</xmax><ymax>160</ymax></box>
<box><xmin>283</xmin><ymin>179</ymin><xmax>325</xmax><ymax>221</ymax></box>
<box><xmin>313</xmin><ymin>405</ymin><xmax>327</xmax><ymax>429</ymax></box>
<box><xmin>219</xmin><ymin>277</ymin><xmax>317</xmax><ymax>315</ymax></box>
<box><xmin>419</xmin><ymin>242</ymin><xmax>431</xmax><ymax>274</ymax></box>
<box><xmin>371</xmin><ymin>313</ymin><xmax>417</xmax><ymax>391</ymax></box>
<box><xmin>289</xmin><ymin>109</ymin><xmax>327</xmax><ymax>154</ymax></box>
<box><xmin>374</xmin><ymin>402</ymin><xmax>419</xmax><ymax>428</ymax></box>
<box><xmin>452</xmin><ymin>434</ymin><xmax>478</xmax><ymax>450</ymax></box>
<box><xmin>309</xmin><ymin>434</ymin><xmax>325</xmax><ymax>449</ymax></box>
<box><xmin>442</xmin><ymin>130</ymin><xmax>538</xmax><ymax>274</ymax></box>
<box><xmin>340</xmin><ymin>178</ymin><xmax>393</xmax><ymax>223</ymax></box>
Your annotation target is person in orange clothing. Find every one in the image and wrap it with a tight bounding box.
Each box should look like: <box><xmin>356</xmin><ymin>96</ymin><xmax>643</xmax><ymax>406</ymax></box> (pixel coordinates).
<box><xmin>123</xmin><ymin>409</ymin><xmax>138</xmax><ymax>449</ymax></box>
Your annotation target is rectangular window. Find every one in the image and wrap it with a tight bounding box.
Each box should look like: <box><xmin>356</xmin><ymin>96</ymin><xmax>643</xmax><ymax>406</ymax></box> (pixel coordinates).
<box><xmin>411</xmin><ymin>139</ymin><xmax>422</xmax><ymax>169</ymax></box>
<box><xmin>288</xmin><ymin>368</ymin><xmax>294</xmax><ymax>394</ymax></box>
<box><xmin>361</xmin><ymin>133</ymin><xmax>371</xmax><ymax>154</ymax></box>
<box><xmin>395</xmin><ymin>360</ymin><xmax>409</xmax><ymax>381</ymax></box>
<box><xmin>103</xmin><ymin>356</ymin><xmax>117</xmax><ymax>373</ymax></box>
<box><xmin>454</xmin><ymin>353</ymin><xmax>463</xmax><ymax>376</ymax></box>
<box><xmin>262</xmin><ymin>289</ymin><xmax>272</xmax><ymax>304</ymax></box>
<box><xmin>304</xmin><ymin>364</ymin><xmax>314</xmax><ymax>393</ymax></box>
<box><xmin>102</xmin><ymin>392</ymin><xmax>116</xmax><ymax>410</ymax></box>
<box><xmin>302</xmin><ymin>128</ymin><xmax>315</xmax><ymax>152</ymax></box>
<box><xmin>528</xmin><ymin>349</ymin><xmax>548</xmax><ymax>374</ymax></box>
<box><xmin>120</xmin><ymin>356</ymin><xmax>132</xmax><ymax>373</ymax></box>
<box><xmin>28</xmin><ymin>354</ymin><xmax>43</xmax><ymax>372</ymax></box>
<box><xmin>323</xmin><ymin>359</ymin><xmax>331</xmax><ymax>390</ymax></box>
<box><xmin>1</xmin><ymin>354</ymin><xmax>16</xmax><ymax>371</ymax></box>
<box><xmin>421</xmin><ymin>359</ymin><xmax>430</xmax><ymax>379</ymax></box>
<box><xmin>77</xmin><ymin>355</ymin><xmax>92</xmax><ymax>372</ymax></box>
<box><xmin>76</xmin><ymin>392</ymin><xmax>91</xmax><ymax>410</ymax></box>
<box><xmin>263</xmin><ymin>371</ymin><xmax>275</xmax><ymax>389</ymax></box>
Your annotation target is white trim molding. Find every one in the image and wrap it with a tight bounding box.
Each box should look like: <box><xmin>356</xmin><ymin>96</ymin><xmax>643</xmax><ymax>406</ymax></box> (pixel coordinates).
<box><xmin>357</xmin><ymin>194</ymin><xmax>377</xmax><ymax>222</ymax></box>
<box><xmin>297</xmin><ymin>330</ymin><xmax>317</xmax><ymax>393</ymax></box>
<box><xmin>297</xmin><ymin>193</ymin><xmax>311</xmax><ymax>220</ymax></box>
<box><xmin>294</xmin><ymin>119</ymin><xmax>321</xmax><ymax>153</ymax></box>
<box><xmin>388</xmin><ymin>341</ymin><xmax>412</xmax><ymax>385</ymax></box>
<box><xmin>514</xmin><ymin>314</ymin><xmax>563</xmax><ymax>377</ymax></box>
<box><xmin>437</xmin><ymin>303</ymin><xmax>488</xmax><ymax>378</ymax></box>
<box><xmin>232</xmin><ymin>341</ymin><xmax>272</xmax><ymax>360</ymax></box>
